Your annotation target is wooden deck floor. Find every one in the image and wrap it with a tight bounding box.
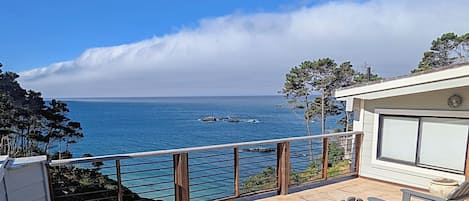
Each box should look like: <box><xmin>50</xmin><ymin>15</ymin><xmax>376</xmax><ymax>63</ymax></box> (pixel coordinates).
<box><xmin>257</xmin><ymin>178</ymin><xmax>427</xmax><ymax>201</ymax></box>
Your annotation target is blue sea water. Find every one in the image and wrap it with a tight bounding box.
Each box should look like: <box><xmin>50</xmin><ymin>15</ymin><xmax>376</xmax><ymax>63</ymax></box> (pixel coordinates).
<box><xmin>65</xmin><ymin>96</ymin><xmax>341</xmax><ymax>157</ymax></box>
<box><xmin>62</xmin><ymin>96</ymin><xmax>343</xmax><ymax>200</ymax></box>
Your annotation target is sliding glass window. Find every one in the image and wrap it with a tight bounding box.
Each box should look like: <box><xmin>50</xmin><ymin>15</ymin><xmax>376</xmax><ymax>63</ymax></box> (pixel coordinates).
<box><xmin>379</xmin><ymin>116</ymin><xmax>419</xmax><ymax>163</ymax></box>
<box><xmin>378</xmin><ymin>115</ymin><xmax>469</xmax><ymax>174</ymax></box>
<box><xmin>418</xmin><ymin>117</ymin><xmax>469</xmax><ymax>172</ymax></box>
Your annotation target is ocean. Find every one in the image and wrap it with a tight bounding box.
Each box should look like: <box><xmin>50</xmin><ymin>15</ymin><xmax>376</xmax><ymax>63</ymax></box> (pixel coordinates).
<box><xmin>62</xmin><ymin>96</ymin><xmax>344</xmax><ymax>200</ymax></box>
<box><xmin>65</xmin><ymin>96</ymin><xmax>341</xmax><ymax>157</ymax></box>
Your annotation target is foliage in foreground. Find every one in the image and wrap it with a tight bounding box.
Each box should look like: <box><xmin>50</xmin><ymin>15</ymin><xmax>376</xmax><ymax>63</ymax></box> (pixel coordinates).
<box><xmin>241</xmin><ymin>160</ymin><xmax>351</xmax><ymax>193</ymax></box>
<box><xmin>50</xmin><ymin>166</ymin><xmax>152</xmax><ymax>201</ymax></box>
<box><xmin>242</xmin><ymin>140</ymin><xmax>348</xmax><ymax>193</ymax></box>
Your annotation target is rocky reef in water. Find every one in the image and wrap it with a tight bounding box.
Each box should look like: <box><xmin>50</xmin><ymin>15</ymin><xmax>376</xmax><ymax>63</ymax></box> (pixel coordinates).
<box><xmin>199</xmin><ymin>116</ymin><xmax>259</xmax><ymax>123</ymax></box>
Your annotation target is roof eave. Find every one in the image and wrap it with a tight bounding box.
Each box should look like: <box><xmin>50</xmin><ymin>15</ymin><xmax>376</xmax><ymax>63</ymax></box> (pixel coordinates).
<box><xmin>334</xmin><ymin>64</ymin><xmax>469</xmax><ymax>100</ymax></box>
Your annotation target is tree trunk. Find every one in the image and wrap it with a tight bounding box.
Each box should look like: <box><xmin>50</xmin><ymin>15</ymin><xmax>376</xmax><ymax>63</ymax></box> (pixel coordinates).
<box><xmin>304</xmin><ymin>96</ymin><xmax>312</xmax><ymax>136</ymax></box>
<box><xmin>306</xmin><ymin>117</ymin><xmax>313</xmax><ymax>161</ymax></box>
<box><xmin>12</xmin><ymin>126</ymin><xmax>18</xmax><ymax>156</ymax></box>
<box><xmin>305</xmin><ymin>96</ymin><xmax>313</xmax><ymax>161</ymax></box>
<box><xmin>45</xmin><ymin>141</ymin><xmax>50</xmax><ymax>155</ymax></box>
<box><xmin>58</xmin><ymin>140</ymin><xmax>62</xmax><ymax>160</ymax></box>
<box><xmin>345</xmin><ymin>111</ymin><xmax>350</xmax><ymax>132</ymax></box>
<box><xmin>321</xmin><ymin>93</ymin><xmax>326</xmax><ymax>134</ymax></box>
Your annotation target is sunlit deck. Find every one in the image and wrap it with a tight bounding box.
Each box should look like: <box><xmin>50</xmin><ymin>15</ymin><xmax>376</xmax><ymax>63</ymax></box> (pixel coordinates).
<box><xmin>258</xmin><ymin>178</ymin><xmax>426</xmax><ymax>201</ymax></box>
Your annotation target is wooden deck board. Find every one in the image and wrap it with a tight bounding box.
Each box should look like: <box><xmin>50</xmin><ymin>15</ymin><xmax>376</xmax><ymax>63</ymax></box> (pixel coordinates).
<box><xmin>257</xmin><ymin>178</ymin><xmax>427</xmax><ymax>201</ymax></box>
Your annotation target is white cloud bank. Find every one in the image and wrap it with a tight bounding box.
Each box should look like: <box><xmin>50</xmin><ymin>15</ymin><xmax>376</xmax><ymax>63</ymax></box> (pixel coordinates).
<box><xmin>19</xmin><ymin>0</ymin><xmax>469</xmax><ymax>98</ymax></box>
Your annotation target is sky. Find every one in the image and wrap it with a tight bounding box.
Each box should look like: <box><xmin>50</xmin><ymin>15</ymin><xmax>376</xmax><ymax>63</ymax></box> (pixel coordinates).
<box><xmin>1</xmin><ymin>0</ymin><xmax>469</xmax><ymax>98</ymax></box>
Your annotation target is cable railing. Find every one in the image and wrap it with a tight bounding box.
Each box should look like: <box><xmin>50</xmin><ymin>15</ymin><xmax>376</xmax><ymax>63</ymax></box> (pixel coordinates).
<box><xmin>48</xmin><ymin>131</ymin><xmax>363</xmax><ymax>201</ymax></box>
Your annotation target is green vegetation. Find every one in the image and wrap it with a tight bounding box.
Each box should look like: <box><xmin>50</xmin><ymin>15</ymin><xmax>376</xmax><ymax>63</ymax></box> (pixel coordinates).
<box><xmin>0</xmin><ymin>64</ymin><xmax>148</xmax><ymax>200</ymax></box>
<box><xmin>241</xmin><ymin>166</ymin><xmax>277</xmax><ymax>193</ymax></box>
<box><xmin>276</xmin><ymin>57</ymin><xmax>380</xmax><ymax>196</ymax></box>
<box><xmin>242</xmin><ymin>140</ymin><xmax>348</xmax><ymax>193</ymax></box>
<box><xmin>241</xmin><ymin>166</ymin><xmax>309</xmax><ymax>193</ymax></box>
<box><xmin>328</xmin><ymin>140</ymin><xmax>345</xmax><ymax>165</ymax></box>
<box><xmin>298</xmin><ymin>160</ymin><xmax>322</xmax><ymax>182</ymax></box>
<box><xmin>281</xmin><ymin>58</ymin><xmax>382</xmax><ymax>135</ymax></box>
<box><xmin>413</xmin><ymin>32</ymin><xmax>469</xmax><ymax>73</ymax></box>
<box><xmin>327</xmin><ymin>160</ymin><xmax>350</xmax><ymax>178</ymax></box>
<box><xmin>50</xmin><ymin>166</ymin><xmax>152</xmax><ymax>201</ymax></box>
<box><xmin>0</xmin><ymin>65</ymin><xmax>83</xmax><ymax>158</ymax></box>
<box><xmin>280</xmin><ymin>58</ymin><xmax>381</xmax><ymax>161</ymax></box>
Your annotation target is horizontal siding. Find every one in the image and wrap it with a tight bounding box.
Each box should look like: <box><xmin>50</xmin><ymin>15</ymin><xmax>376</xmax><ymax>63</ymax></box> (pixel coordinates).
<box><xmin>357</xmin><ymin>86</ymin><xmax>469</xmax><ymax>189</ymax></box>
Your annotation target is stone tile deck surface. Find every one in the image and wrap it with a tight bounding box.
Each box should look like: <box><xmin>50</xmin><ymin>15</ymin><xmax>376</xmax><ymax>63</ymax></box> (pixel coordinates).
<box><xmin>257</xmin><ymin>178</ymin><xmax>426</xmax><ymax>201</ymax></box>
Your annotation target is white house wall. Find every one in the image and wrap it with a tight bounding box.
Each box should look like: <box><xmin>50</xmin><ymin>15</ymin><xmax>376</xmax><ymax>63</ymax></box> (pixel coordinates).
<box><xmin>356</xmin><ymin>85</ymin><xmax>469</xmax><ymax>189</ymax></box>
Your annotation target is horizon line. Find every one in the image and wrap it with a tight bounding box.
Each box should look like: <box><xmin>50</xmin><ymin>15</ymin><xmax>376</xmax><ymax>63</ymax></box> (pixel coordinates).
<box><xmin>45</xmin><ymin>94</ymin><xmax>286</xmax><ymax>100</ymax></box>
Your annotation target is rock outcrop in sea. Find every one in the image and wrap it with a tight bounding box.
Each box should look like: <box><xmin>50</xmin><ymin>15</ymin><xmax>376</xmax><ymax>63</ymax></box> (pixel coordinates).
<box><xmin>199</xmin><ymin>116</ymin><xmax>260</xmax><ymax>123</ymax></box>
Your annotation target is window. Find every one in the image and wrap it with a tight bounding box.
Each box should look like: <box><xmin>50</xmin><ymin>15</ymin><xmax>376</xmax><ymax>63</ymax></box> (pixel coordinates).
<box><xmin>378</xmin><ymin>115</ymin><xmax>469</xmax><ymax>174</ymax></box>
<box><xmin>379</xmin><ymin>116</ymin><xmax>419</xmax><ymax>163</ymax></box>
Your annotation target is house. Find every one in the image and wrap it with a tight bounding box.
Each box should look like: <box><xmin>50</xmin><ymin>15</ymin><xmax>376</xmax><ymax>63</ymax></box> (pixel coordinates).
<box><xmin>334</xmin><ymin>63</ymin><xmax>469</xmax><ymax>189</ymax></box>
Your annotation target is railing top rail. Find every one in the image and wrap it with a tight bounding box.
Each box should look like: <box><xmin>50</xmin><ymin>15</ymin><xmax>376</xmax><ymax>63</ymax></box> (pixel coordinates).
<box><xmin>49</xmin><ymin>131</ymin><xmax>362</xmax><ymax>166</ymax></box>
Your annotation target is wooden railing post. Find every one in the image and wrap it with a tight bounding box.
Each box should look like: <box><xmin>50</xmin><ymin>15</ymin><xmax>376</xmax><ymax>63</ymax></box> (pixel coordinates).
<box><xmin>354</xmin><ymin>133</ymin><xmax>363</xmax><ymax>175</ymax></box>
<box><xmin>116</xmin><ymin>160</ymin><xmax>123</xmax><ymax>201</ymax></box>
<box><xmin>322</xmin><ymin>137</ymin><xmax>329</xmax><ymax>180</ymax></box>
<box><xmin>174</xmin><ymin>153</ymin><xmax>190</xmax><ymax>201</ymax></box>
<box><xmin>277</xmin><ymin>142</ymin><xmax>290</xmax><ymax>195</ymax></box>
<box><xmin>234</xmin><ymin>147</ymin><xmax>240</xmax><ymax>197</ymax></box>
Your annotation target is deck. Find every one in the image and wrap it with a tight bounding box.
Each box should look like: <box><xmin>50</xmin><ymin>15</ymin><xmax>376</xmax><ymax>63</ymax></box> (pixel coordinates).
<box><xmin>258</xmin><ymin>178</ymin><xmax>426</xmax><ymax>201</ymax></box>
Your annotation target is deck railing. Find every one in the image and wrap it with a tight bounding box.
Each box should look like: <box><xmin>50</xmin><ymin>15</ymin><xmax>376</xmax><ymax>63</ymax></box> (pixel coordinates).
<box><xmin>48</xmin><ymin>131</ymin><xmax>363</xmax><ymax>201</ymax></box>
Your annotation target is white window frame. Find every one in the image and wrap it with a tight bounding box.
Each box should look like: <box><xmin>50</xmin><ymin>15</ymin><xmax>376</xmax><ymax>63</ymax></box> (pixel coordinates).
<box><xmin>371</xmin><ymin>109</ymin><xmax>469</xmax><ymax>180</ymax></box>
